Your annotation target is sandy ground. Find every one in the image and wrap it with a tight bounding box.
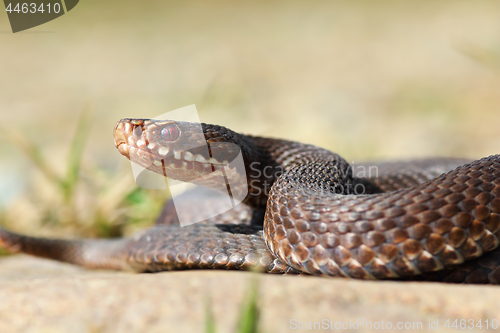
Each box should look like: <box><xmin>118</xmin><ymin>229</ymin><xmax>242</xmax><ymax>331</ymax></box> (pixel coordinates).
<box><xmin>1</xmin><ymin>256</ymin><xmax>500</xmax><ymax>333</ymax></box>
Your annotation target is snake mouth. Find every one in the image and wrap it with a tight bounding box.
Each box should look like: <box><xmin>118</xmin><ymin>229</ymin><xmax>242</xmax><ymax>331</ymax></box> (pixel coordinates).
<box><xmin>113</xmin><ymin>118</ymin><xmax>241</xmax><ymax>182</ymax></box>
<box><xmin>116</xmin><ymin>142</ymin><xmax>129</xmax><ymax>158</ymax></box>
<box><xmin>113</xmin><ymin>121</ymin><xmax>132</xmax><ymax>158</ymax></box>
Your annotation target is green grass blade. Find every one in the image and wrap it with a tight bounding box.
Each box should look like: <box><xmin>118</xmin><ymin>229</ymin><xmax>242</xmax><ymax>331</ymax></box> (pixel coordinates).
<box><xmin>204</xmin><ymin>294</ymin><xmax>217</xmax><ymax>333</ymax></box>
<box><xmin>63</xmin><ymin>104</ymin><xmax>94</xmax><ymax>202</ymax></box>
<box><xmin>455</xmin><ymin>42</ymin><xmax>500</xmax><ymax>73</ymax></box>
<box><xmin>236</xmin><ymin>277</ymin><xmax>261</xmax><ymax>333</ymax></box>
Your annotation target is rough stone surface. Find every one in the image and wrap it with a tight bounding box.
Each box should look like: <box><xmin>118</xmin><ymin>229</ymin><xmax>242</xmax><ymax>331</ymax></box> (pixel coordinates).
<box><xmin>0</xmin><ymin>255</ymin><xmax>499</xmax><ymax>332</ymax></box>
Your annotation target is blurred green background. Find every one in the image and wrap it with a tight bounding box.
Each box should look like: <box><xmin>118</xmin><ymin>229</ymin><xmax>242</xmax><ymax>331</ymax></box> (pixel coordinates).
<box><xmin>0</xmin><ymin>0</ymin><xmax>499</xmax><ymax>239</ymax></box>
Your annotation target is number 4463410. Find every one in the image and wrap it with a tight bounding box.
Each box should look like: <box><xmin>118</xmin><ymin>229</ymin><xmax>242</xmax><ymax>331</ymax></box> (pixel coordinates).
<box><xmin>443</xmin><ymin>319</ymin><xmax>499</xmax><ymax>330</ymax></box>
<box><xmin>5</xmin><ymin>3</ymin><xmax>62</xmax><ymax>14</ymax></box>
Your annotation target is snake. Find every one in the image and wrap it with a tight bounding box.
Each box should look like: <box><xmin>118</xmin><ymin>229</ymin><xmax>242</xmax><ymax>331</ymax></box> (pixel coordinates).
<box><xmin>1</xmin><ymin>118</ymin><xmax>500</xmax><ymax>284</ymax></box>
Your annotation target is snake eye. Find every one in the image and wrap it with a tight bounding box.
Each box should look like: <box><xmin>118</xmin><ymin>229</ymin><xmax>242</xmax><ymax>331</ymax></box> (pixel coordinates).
<box><xmin>161</xmin><ymin>124</ymin><xmax>180</xmax><ymax>141</ymax></box>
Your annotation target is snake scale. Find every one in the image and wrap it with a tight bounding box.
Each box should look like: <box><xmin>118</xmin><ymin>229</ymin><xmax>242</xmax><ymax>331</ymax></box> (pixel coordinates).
<box><xmin>1</xmin><ymin>118</ymin><xmax>500</xmax><ymax>284</ymax></box>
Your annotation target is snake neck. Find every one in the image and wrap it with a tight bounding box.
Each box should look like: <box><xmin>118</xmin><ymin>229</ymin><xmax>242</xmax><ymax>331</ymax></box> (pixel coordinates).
<box><xmin>242</xmin><ymin>135</ymin><xmax>363</xmax><ymax>210</ymax></box>
<box><xmin>113</xmin><ymin>118</ymin><xmax>372</xmax><ymax>211</ymax></box>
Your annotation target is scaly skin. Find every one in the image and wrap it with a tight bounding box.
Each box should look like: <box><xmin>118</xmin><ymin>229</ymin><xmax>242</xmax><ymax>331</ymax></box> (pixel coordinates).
<box><xmin>1</xmin><ymin>118</ymin><xmax>500</xmax><ymax>284</ymax></box>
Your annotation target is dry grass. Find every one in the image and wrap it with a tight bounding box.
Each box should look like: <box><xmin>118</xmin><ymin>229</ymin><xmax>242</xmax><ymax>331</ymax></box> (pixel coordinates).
<box><xmin>0</xmin><ymin>106</ymin><xmax>166</xmax><ymax>240</ymax></box>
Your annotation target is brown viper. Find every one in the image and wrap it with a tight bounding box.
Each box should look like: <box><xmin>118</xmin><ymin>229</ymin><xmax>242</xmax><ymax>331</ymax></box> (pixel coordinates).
<box><xmin>1</xmin><ymin>118</ymin><xmax>500</xmax><ymax>284</ymax></box>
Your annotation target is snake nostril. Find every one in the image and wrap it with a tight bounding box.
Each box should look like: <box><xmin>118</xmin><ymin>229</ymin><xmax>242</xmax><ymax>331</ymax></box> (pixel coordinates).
<box><xmin>161</xmin><ymin>124</ymin><xmax>180</xmax><ymax>141</ymax></box>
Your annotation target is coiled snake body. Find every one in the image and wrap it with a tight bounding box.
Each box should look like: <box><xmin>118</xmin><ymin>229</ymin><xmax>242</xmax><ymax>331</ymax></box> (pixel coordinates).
<box><xmin>1</xmin><ymin>119</ymin><xmax>500</xmax><ymax>284</ymax></box>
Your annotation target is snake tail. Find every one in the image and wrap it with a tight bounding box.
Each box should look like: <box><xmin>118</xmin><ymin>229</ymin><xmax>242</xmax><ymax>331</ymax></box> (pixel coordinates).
<box><xmin>0</xmin><ymin>227</ymin><xmax>132</xmax><ymax>270</ymax></box>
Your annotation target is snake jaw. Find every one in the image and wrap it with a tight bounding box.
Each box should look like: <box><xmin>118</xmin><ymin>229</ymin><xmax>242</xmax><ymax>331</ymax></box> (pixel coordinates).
<box><xmin>113</xmin><ymin>121</ymin><xmax>131</xmax><ymax>158</ymax></box>
<box><xmin>113</xmin><ymin>119</ymin><xmax>247</xmax><ymax>192</ymax></box>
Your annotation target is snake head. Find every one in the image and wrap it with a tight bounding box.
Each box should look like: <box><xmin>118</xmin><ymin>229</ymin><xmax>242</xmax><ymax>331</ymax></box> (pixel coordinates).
<box><xmin>113</xmin><ymin>118</ymin><xmax>247</xmax><ymax>184</ymax></box>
